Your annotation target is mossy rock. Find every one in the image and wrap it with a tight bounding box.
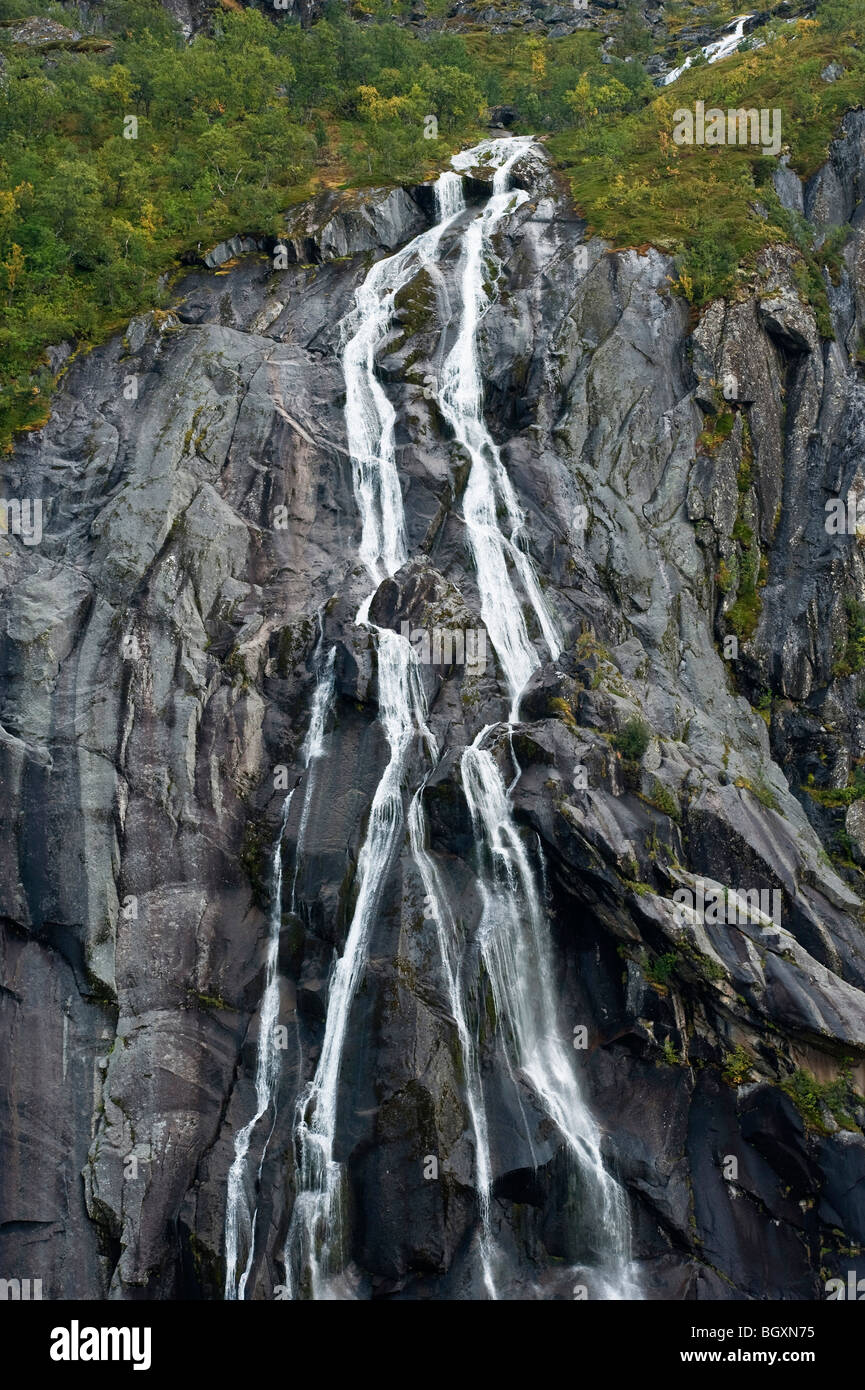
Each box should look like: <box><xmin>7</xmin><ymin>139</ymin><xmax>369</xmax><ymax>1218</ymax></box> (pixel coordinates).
<box><xmin>387</xmin><ymin>268</ymin><xmax>437</xmax><ymax>355</ymax></box>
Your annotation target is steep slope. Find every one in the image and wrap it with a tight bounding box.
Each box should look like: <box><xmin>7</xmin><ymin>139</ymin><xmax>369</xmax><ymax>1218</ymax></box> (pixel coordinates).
<box><xmin>2</xmin><ymin>101</ymin><xmax>865</xmax><ymax>1299</ymax></box>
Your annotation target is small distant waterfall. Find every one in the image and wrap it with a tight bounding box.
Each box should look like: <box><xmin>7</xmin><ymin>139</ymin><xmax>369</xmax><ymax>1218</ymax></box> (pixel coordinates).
<box><xmin>663</xmin><ymin>13</ymin><xmax>753</xmax><ymax>85</ymax></box>
<box><xmin>407</xmin><ymin>786</ymin><xmax>497</xmax><ymax>1297</ymax></box>
<box><xmin>283</xmin><ymin>630</ymin><xmax>432</xmax><ymax>1298</ymax></box>
<box><xmin>223</xmin><ymin>638</ymin><xmax>335</xmax><ymax>1300</ymax></box>
<box><xmin>290</xmin><ymin>647</ymin><xmax>337</xmax><ymax>916</ymax></box>
<box><xmin>224</xmin><ymin>790</ymin><xmax>293</xmax><ymax>1302</ymax></box>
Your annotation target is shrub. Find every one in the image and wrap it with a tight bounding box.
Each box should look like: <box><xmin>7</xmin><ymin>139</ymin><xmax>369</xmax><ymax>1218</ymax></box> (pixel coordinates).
<box><xmin>614</xmin><ymin>716</ymin><xmax>651</xmax><ymax>762</ymax></box>
<box><xmin>833</xmin><ymin>597</ymin><xmax>865</xmax><ymax>678</ymax></box>
<box><xmin>722</xmin><ymin>1044</ymin><xmax>753</xmax><ymax>1086</ymax></box>
<box><xmin>647</xmin><ymin>952</ymin><xmax>678</xmax><ymax>986</ymax></box>
<box><xmin>782</xmin><ymin>1066</ymin><xmax>858</xmax><ymax>1133</ymax></box>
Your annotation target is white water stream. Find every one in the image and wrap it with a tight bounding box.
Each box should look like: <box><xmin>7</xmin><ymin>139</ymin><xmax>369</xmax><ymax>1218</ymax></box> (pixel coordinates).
<box><xmin>223</xmin><ymin>640</ymin><xmax>335</xmax><ymax>1299</ymax></box>
<box><xmin>663</xmin><ymin>14</ymin><xmax>753</xmax><ymax>85</ymax></box>
<box><xmin>265</xmin><ymin>138</ymin><xmax>634</xmax><ymax>1299</ymax></box>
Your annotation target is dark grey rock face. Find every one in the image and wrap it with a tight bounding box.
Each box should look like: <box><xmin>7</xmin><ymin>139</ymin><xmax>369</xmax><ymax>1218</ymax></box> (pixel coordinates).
<box><xmin>2</xmin><ymin>119</ymin><xmax>865</xmax><ymax>1301</ymax></box>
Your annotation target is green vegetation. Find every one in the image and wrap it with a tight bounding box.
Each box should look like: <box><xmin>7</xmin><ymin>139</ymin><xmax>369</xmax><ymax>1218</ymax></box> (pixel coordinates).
<box><xmin>832</xmin><ymin>596</ymin><xmax>865</xmax><ymax>679</ymax></box>
<box><xmin>753</xmin><ymin>689</ymin><xmax>772</xmax><ymax>727</ymax></box>
<box><xmin>548</xmin><ymin>694</ymin><xmax>578</xmax><ymax>731</ymax></box>
<box><xmin>646</xmin><ymin>952</ymin><xmax>678</xmax><ymax>987</ymax></box>
<box><xmin>191</xmin><ymin>989</ymin><xmax>229</xmax><ymax>1011</ymax></box>
<box><xmin>0</xmin><ymin>0</ymin><xmax>862</xmax><ymax>448</ymax></box>
<box><xmin>662</xmin><ymin>1</ymin><xmax>742</xmax><ymax>40</ymax></box>
<box><xmin>696</xmin><ymin>407</ymin><xmax>734</xmax><ymax>454</ymax></box>
<box><xmin>803</xmin><ymin>763</ymin><xmax>865</xmax><ymax>810</ymax></box>
<box><xmin>613</xmin><ymin>716</ymin><xmax>651</xmax><ymax>762</ymax></box>
<box><xmin>647</xmin><ymin>938</ymin><xmax>728</xmax><ymax>991</ymax></box>
<box><xmin>832</xmin><ymin>826</ymin><xmax>861</xmax><ymax>874</ymax></box>
<box><xmin>723</xmin><ymin>434</ymin><xmax>769</xmax><ymax>645</ymax></box>
<box><xmin>0</xmin><ymin>0</ymin><xmax>648</xmax><ymax>447</ymax></box>
<box><xmin>622</xmin><ymin>877</ymin><xmax>653</xmax><ymax>897</ymax></box>
<box><xmin>724</xmin><ymin>542</ymin><xmax>766</xmax><ymax>643</ymax></box>
<box><xmin>643</xmin><ymin>777</ymin><xmax>681</xmax><ymax>823</ymax></box>
<box><xmin>782</xmin><ymin>1064</ymin><xmax>861</xmax><ymax>1134</ymax></box>
<box><xmin>549</xmin><ymin>3</ymin><xmax>865</xmax><ymax>306</ymax></box>
<box><xmin>694</xmin><ymin>951</ymin><xmax>726</xmax><ymax>983</ymax></box>
<box><xmin>240</xmin><ymin>817</ymin><xmax>270</xmax><ymax>908</ymax></box>
<box><xmin>734</xmin><ymin>773</ymin><xmax>780</xmax><ymax>812</ymax></box>
<box><xmin>722</xmin><ymin>1043</ymin><xmax>754</xmax><ymax>1086</ymax></box>
<box><xmin>774</xmin><ymin>202</ymin><xmax>850</xmax><ymax>338</ymax></box>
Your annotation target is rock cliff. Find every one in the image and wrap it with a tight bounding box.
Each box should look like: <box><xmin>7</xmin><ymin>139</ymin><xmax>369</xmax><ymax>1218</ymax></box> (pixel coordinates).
<box><xmin>2</xmin><ymin>100</ymin><xmax>865</xmax><ymax>1300</ymax></box>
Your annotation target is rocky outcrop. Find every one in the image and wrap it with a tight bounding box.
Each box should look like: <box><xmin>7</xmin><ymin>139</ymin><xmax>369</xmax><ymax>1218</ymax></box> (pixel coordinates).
<box><xmin>1</xmin><ymin>16</ymin><xmax>83</xmax><ymax>46</ymax></box>
<box><xmin>2</xmin><ymin>104</ymin><xmax>865</xmax><ymax>1301</ymax></box>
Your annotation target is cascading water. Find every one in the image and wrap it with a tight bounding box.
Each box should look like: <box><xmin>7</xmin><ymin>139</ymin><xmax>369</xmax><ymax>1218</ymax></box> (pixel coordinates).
<box><xmin>339</xmin><ymin>174</ymin><xmax>467</xmax><ymax>589</ymax></box>
<box><xmin>290</xmin><ymin>645</ymin><xmax>337</xmax><ymax>916</ymax></box>
<box><xmin>281</xmin><ymin>179</ymin><xmax>461</xmax><ymax>1298</ymax></box>
<box><xmin>407</xmin><ymin>786</ymin><xmax>497</xmax><ymax>1297</ymax></box>
<box><xmin>663</xmin><ymin>13</ymin><xmax>753</xmax><ymax>85</ymax></box>
<box><xmin>223</xmin><ymin>638</ymin><xmax>335</xmax><ymax>1301</ymax></box>
<box><xmin>283</xmin><ymin>629</ymin><xmax>432</xmax><ymax>1298</ymax></box>
<box><xmin>224</xmin><ymin>790</ymin><xmax>292</xmax><ymax>1302</ymax></box>
<box><xmin>461</xmin><ymin>730</ymin><xmax>635</xmax><ymax>1297</ymax></box>
<box><xmin>441</xmin><ymin>139</ymin><xmax>561</xmax><ymax>720</ymax></box>
<box><xmin>278</xmin><ymin>136</ymin><xmax>636</xmax><ymax>1300</ymax></box>
<box><xmin>440</xmin><ymin>138</ymin><xmax>634</xmax><ymax>1297</ymax></box>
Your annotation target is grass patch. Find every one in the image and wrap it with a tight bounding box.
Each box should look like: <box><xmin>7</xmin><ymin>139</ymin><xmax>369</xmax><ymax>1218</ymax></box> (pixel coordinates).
<box><xmin>697</xmin><ymin>407</ymin><xmax>735</xmax><ymax>453</ymax></box>
<box><xmin>832</xmin><ymin>596</ymin><xmax>865</xmax><ymax>679</ymax></box>
<box><xmin>734</xmin><ymin>774</ymin><xmax>780</xmax><ymax>812</ymax></box>
<box><xmin>722</xmin><ymin>425</ymin><xmax>770</xmax><ymax>644</ymax></box>
<box><xmin>782</xmin><ymin>1064</ymin><xmax>860</xmax><ymax>1134</ymax></box>
<box><xmin>548</xmin><ymin>695</ymin><xmax>578</xmax><ymax>731</ymax></box>
<box><xmin>548</xmin><ymin>10</ymin><xmax>865</xmax><ymax>307</ymax></box>
<box><xmin>646</xmin><ymin>952</ymin><xmax>679</xmax><ymax>987</ymax></box>
<box><xmin>643</xmin><ymin>778</ymin><xmax>682</xmax><ymax>822</ymax></box>
<box><xmin>803</xmin><ymin>764</ymin><xmax>865</xmax><ymax>809</ymax></box>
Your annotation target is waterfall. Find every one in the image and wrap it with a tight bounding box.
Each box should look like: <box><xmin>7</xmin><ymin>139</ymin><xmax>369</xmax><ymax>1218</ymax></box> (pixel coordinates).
<box><xmin>407</xmin><ymin>786</ymin><xmax>497</xmax><ymax>1297</ymax></box>
<box><xmin>290</xmin><ymin>646</ymin><xmax>337</xmax><ymax>915</ymax></box>
<box><xmin>283</xmin><ymin>629</ymin><xmax>431</xmax><ymax>1298</ymax></box>
<box><xmin>279</xmin><ymin>137</ymin><xmax>635</xmax><ymax>1300</ymax></box>
<box><xmin>441</xmin><ymin>138</ymin><xmax>561</xmax><ymax>720</ymax></box>
<box><xmin>441</xmin><ymin>139</ymin><xmax>633</xmax><ymax>1297</ymax></box>
<box><xmin>224</xmin><ymin>790</ymin><xmax>293</xmax><ymax>1302</ymax></box>
<box><xmin>663</xmin><ymin>13</ymin><xmax>753</xmax><ymax>85</ymax></box>
<box><xmin>461</xmin><ymin>730</ymin><xmax>635</xmax><ymax>1297</ymax></box>
<box><xmin>339</xmin><ymin>176</ymin><xmax>467</xmax><ymax>588</ymax></box>
<box><xmin>223</xmin><ymin>637</ymin><xmax>335</xmax><ymax>1301</ymax></box>
<box><xmin>281</xmin><ymin>176</ymin><xmax>461</xmax><ymax>1298</ymax></box>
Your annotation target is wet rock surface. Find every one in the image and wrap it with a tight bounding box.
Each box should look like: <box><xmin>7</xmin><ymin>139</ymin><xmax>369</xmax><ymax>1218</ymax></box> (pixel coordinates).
<box><xmin>2</xmin><ymin>115</ymin><xmax>865</xmax><ymax>1300</ymax></box>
